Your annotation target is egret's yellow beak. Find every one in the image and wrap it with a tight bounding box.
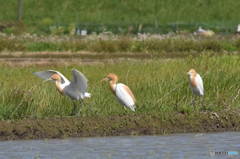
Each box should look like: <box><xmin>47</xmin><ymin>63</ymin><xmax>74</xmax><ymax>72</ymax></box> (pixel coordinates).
<box><xmin>43</xmin><ymin>78</ymin><xmax>52</xmax><ymax>83</ymax></box>
<box><xmin>101</xmin><ymin>77</ymin><xmax>108</xmax><ymax>82</ymax></box>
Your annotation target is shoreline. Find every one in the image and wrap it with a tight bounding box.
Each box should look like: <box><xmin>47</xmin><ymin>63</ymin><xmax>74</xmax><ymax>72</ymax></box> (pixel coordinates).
<box><xmin>0</xmin><ymin>109</ymin><xmax>239</xmax><ymax>141</ymax></box>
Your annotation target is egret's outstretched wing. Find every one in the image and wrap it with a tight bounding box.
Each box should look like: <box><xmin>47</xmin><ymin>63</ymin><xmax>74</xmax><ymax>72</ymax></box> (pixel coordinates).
<box><xmin>69</xmin><ymin>69</ymin><xmax>88</xmax><ymax>92</ymax></box>
<box><xmin>33</xmin><ymin>70</ymin><xmax>69</xmax><ymax>84</ymax></box>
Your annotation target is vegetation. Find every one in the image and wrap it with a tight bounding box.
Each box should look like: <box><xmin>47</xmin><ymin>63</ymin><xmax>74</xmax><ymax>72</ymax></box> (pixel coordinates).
<box><xmin>1</xmin><ymin>0</ymin><xmax>240</xmax><ymax>139</ymax></box>
<box><xmin>0</xmin><ymin>54</ymin><xmax>240</xmax><ymax>120</ymax></box>
<box><xmin>0</xmin><ymin>0</ymin><xmax>240</xmax><ymax>34</ymax></box>
<box><xmin>0</xmin><ymin>34</ymin><xmax>240</xmax><ymax>53</ymax></box>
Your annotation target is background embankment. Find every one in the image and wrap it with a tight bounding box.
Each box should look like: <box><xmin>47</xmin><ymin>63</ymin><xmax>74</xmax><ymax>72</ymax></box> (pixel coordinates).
<box><xmin>0</xmin><ymin>34</ymin><xmax>240</xmax><ymax>53</ymax></box>
<box><xmin>1</xmin><ymin>0</ymin><xmax>239</xmax><ymax>34</ymax></box>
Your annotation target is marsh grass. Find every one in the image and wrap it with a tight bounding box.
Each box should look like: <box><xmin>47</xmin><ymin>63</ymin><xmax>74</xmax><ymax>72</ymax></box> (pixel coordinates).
<box><xmin>0</xmin><ymin>54</ymin><xmax>239</xmax><ymax>120</ymax></box>
<box><xmin>1</xmin><ymin>36</ymin><xmax>240</xmax><ymax>53</ymax></box>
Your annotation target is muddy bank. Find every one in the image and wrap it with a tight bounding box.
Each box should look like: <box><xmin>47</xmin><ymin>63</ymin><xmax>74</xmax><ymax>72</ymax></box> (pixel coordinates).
<box><xmin>0</xmin><ymin>51</ymin><xmax>227</xmax><ymax>66</ymax></box>
<box><xmin>0</xmin><ymin>52</ymin><xmax>159</xmax><ymax>66</ymax></box>
<box><xmin>0</xmin><ymin>109</ymin><xmax>239</xmax><ymax>141</ymax></box>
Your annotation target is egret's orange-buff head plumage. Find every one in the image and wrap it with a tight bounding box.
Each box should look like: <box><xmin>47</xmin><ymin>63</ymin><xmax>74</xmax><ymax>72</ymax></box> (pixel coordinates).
<box><xmin>188</xmin><ymin>69</ymin><xmax>197</xmax><ymax>76</ymax></box>
<box><xmin>103</xmin><ymin>73</ymin><xmax>118</xmax><ymax>83</ymax></box>
<box><xmin>187</xmin><ymin>69</ymin><xmax>198</xmax><ymax>87</ymax></box>
<box><xmin>49</xmin><ymin>74</ymin><xmax>63</xmax><ymax>93</ymax></box>
<box><xmin>107</xmin><ymin>73</ymin><xmax>118</xmax><ymax>81</ymax></box>
<box><xmin>51</xmin><ymin>74</ymin><xmax>61</xmax><ymax>81</ymax></box>
<box><xmin>102</xmin><ymin>73</ymin><xmax>119</xmax><ymax>93</ymax></box>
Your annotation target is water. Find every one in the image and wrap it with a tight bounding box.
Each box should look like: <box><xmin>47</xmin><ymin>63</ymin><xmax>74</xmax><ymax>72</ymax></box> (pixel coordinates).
<box><xmin>0</xmin><ymin>132</ymin><xmax>239</xmax><ymax>159</ymax></box>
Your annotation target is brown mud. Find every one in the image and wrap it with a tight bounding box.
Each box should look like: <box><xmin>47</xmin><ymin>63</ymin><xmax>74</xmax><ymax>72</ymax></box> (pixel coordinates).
<box><xmin>0</xmin><ymin>51</ymin><xmax>199</xmax><ymax>66</ymax></box>
<box><xmin>0</xmin><ymin>109</ymin><xmax>239</xmax><ymax>141</ymax></box>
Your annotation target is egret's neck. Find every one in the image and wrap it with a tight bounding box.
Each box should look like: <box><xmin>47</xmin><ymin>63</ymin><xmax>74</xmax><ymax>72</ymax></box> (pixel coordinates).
<box><xmin>109</xmin><ymin>80</ymin><xmax>117</xmax><ymax>93</ymax></box>
<box><xmin>55</xmin><ymin>80</ymin><xmax>64</xmax><ymax>93</ymax></box>
<box><xmin>189</xmin><ymin>74</ymin><xmax>197</xmax><ymax>87</ymax></box>
<box><xmin>189</xmin><ymin>75</ymin><xmax>193</xmax><ymax>80</ymax></box>
<box><xmin>189</xmin><ymin>73</ymin><xmax>196</xmax><ymax>80</ymax></box>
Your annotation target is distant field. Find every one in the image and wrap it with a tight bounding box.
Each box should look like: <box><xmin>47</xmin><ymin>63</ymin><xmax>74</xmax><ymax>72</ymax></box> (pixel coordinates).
<box><xmin>1</xmin><ymin>34</ymin><xmax>240</xmax><ymax>53</ymax></box>
<box><xmin>0</xmin><ymin>0</ymin><xmax>240</xmax><ymax>33</ymax></box>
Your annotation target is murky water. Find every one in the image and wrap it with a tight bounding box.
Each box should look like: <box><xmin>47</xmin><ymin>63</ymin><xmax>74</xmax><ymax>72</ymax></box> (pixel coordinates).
<box><xmin>0</xmin><ymin>132</ymin><xmax>239</xmax><ymax>159</ymax></box>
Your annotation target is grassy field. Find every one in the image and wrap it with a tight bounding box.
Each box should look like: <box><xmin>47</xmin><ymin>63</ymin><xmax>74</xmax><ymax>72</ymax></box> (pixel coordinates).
<box><xmin>0</xmin><ymin>54</ymin><xmax>240</xmax><ymax>120</ymax></box>
<box><xmin>1</xmin><ymin>34</ymin><xmax>240</xmax><ymax>53</ymax></box>
<box><xmin>0</xmin><ymin>0</ymin><xmax>240</xmax><ymax>33</ymax></box>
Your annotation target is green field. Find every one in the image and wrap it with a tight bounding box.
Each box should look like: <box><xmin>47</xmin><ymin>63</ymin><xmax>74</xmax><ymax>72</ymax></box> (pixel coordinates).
<box><xmin>1</xmin><ymin>0</ymin><xmax>240</xmax><ymax>33</ymax></box>
<box><xmin>1</xmin><ymin>34</ymin><xmax>240</xmax><ymax>53</ymax></box>
<box><xmin>0</xmin><ymin>54</ymin><xmax>240</xmax><ymax>120</ymax></box>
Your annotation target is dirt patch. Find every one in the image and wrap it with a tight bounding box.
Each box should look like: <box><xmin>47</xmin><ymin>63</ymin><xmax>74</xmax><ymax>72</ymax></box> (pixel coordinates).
<box><xmin>0</xmin><ymin>51</ymin><xmax>196</xmax><ymax>66</ymax></box>
<box><xmin>0</xmin><ymin>109</ymin><xmax>239</xmax><ymax>141</ymax></box>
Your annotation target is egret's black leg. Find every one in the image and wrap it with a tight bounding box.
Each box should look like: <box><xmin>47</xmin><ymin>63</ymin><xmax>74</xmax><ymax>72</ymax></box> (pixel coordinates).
<box><xmin>76</xmin><ymin>100</ymin><xmax>84</xmax><ymax>116</ymax></box>
<box><xmin>201</xmin><ymin>96</ymin><xmax>205</xmax><ymax>111</ymax></box>
<box><xmin>191</xmin><ymin>96</ymin><xmax>196</xmax><ymax>107</ymax></box>
<box><xmin>71</xmin><ymin>101</ymin><xmax>78</xmax><ymax>116</ymax></box>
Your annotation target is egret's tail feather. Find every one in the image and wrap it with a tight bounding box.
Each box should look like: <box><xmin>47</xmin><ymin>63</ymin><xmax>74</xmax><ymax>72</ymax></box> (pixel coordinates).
<box><xmin>129</xmin><ymin>105</ymin><xmax>136</xmax><ymax>112</ymax></box>
<box><xmin>84</xmin><ymin>92</ymin><xmax>91</xmax><ymax>98</ymax></box>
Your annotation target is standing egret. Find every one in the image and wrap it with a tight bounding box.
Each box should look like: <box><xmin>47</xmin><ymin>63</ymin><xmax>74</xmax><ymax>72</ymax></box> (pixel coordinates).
<box><xmin>102</xmin><ymin>73</ymin><xmax>136</xmax><ymax>111</ymax></box>
<box><xmin>33</xmin><ymin>69</ymin><xmax>91</xmax><ymax>115</ymax></box>
<box><xmin>187</xmin><ymin>69</ymin><xmax>204</xmax><ymax>106</ymax></box>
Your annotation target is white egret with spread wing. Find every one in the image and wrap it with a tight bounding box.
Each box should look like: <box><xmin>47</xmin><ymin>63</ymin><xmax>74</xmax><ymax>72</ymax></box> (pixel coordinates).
<box><xmin>33</xmin><ymin>69</ymin><xmax>91</xmax><ymax>115</ymax></box>
<box><xmin>102</xmin><ymin>73</ymin><xmax>136</xmax><ymax>112</ymax></box>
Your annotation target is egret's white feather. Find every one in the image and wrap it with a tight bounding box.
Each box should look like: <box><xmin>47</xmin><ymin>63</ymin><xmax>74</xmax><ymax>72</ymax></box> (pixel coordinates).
<box><xmin>195</xmin><ymin>74</ymin><xmax>204</xmax><ymax>96</ymax></box>
<box><xmin>81</xmin><ymin>92</ymin><xmax>91</xmax><ymax>99</ymax></box>
<box><xmin>34</xmin><ymin>70</ymin><xmax>70</xmax><ymax>89</ymax></box>
<box><xmin>50</xmin><ymin>70</ymin><xmax>70</xmax><ymax>88</ymax></box>
<box><xmin>190</xmin><ymin>73</ymin><xmax>204</xmax><ymax>96</ymax></box>
<box><xmin>115</xmin><ymin>83</ymin><xmax>136</xmax><ymax>111</ymax></box>
<box><xmin>34</xmin><ymin>69</ymin><xmax>91</xmax><ymax>100</ymax></box>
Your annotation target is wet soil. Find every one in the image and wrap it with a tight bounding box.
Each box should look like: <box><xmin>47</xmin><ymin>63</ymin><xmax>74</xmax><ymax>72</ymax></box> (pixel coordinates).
<box><xmin>0</xmin><ymin>51</ymin><xmax>197</xmax><ymax>66</ymax></box>
<box><xmin>0</xmin><ymin>109</ymin><xmax>239</xmax><ymax>141</ymax></box>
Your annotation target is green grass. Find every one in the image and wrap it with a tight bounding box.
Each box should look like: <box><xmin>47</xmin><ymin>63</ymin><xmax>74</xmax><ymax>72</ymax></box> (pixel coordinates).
<box><xmin>0</xmin><ymin>54</ymin><xmax>240</xmax><ymax>120</ymax></box>
<box><xmin>1</xmin><ymin>35</ymin><xmax>240</xmax><ymax>53</ymax></box>
<box><xmin>0</xmin><ymin>0</ymin><xmax>240</xmax><ymax>33</ymax></box>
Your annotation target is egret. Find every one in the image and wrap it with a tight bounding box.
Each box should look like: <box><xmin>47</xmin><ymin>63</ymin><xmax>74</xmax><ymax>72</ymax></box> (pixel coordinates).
<box><xmin>102</xmin><ymin>73</ymin><xmax>136</xmax><ymax>111</ymax></box>
<box><xmin>194</xmin><ymin>26</ymin><xmax>215</xmax><ymax>37</ymax></box>
<box><xmin>237</xmin><ymin>24</ymin><xmax>240</xmax><ymax>34</ymax></box>
<box><xmin>187</xmin><ymin>69</ymin><xmax>204</xmax><ymax>106</ymax></box>
<box><xmin>33</xmin><ymin>69</ymin><xmax>91</xmax><ymax>115</ymax></box>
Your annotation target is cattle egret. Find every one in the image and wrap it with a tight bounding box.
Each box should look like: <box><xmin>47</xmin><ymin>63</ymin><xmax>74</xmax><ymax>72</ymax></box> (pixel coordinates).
<box><xmin>194</xmin><ymin>26</ymin><xmax>215</xmax><ymax>37</ymax></box>
<box><xmin>102</xmin><ymin>73</ymin><xmax>136</xmax><ymax>111</ymax></box>
<box><xmin>33</xmin><ymin>69</ymin><xmax>91</xmax><ymax>114</ymax></box>
<box><xmin>187</xmin><ymin>69</ymin><xmax>204</xmax><ymax>106</ymax></box>
<box><xmin>237</xmin><ymin>24</ymin><xmax>240</xmax><ymax>33</ymax></box>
